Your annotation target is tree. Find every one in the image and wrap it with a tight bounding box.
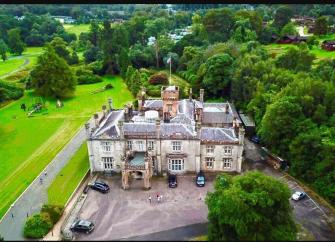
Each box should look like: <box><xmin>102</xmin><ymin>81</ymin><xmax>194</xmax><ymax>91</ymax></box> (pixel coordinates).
<box><xmin>0</xmin><ymin>39</ymin><xmax>8</xmax><ymax>61</ymax></box>
<box><xmin>200</xmin><ymin>53</ymin><xmax>233</xmax><ymax>98</ymax></box>
<box><xmin>280</xmin><ymin>22</ymin><xmax>298</xmax><ymax>37</ymax></box>
<box><xmin>202</xmin><ymin>8</ymin><xmax>235</xmax><ymax>43</ymax></box>
<box><xmin>88</xmin><ymin>20</ymin><xmax>101</xmax><ymax>46</ymax></box>
<box><xmin>306</xmin><ymin>35</ymin><xmax>319</xmax><ymax>50</ymax></box>
<box><xmin>273</xmin><ymin>5</ymin><xmax>293</xmax><ymax>30</ymax></box>
<box><xmin>258</xmin><ymin>95</ymin><xmax>305</xmax><ymax>155</ymax></box>
<box><xmin>206</xmin><ymin>171</ymin><xmax>297</xmax><ymax>241</ymax></box>
<box><xmin>231</xmin><ymin>19</ymin><xmax>257</xmax><ymax>43</ymax></box>
<box><xmin>7</xmin><ymin>28</ymin><xmax>25</xmax><ymax>55</ymax></box>
<box><xmin>49</xmin><ymin>37</ymin><xmax>71</xmax><ymax>64</ymax></box>
<box><xmin>275</xmin><ymin>44</ymin><xmax>315</xmax><ymax>73</ymax></box>
<box><xmin>30</xmin><ymin>45</ymin><xmax>76</xmax><ymax>98</ymax></box>
<box><xmin>314</xmin><ymin>16</ymin><xmax>328</xmax><ymax>35</ymax></box>
<box><xmin>23</xmin><ymin>214</ymin><xmax>52</xmax><ymax>238</ymax></box>
<box><xmin>84</xmin><ymin>45</ymin><xmax>103</xmax><ymax>64</ymax></box>
<box><xmin>119</xmin><ymin>48</ymin><xmax>130</xmax><ymax>79</ymax></box>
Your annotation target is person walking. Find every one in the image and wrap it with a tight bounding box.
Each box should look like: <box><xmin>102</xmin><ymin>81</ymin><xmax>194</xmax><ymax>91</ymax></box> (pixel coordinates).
<box><xmin>148</xmin><ymin>195</ymin><xmax>152</xmax><ymax>204</ymax></box>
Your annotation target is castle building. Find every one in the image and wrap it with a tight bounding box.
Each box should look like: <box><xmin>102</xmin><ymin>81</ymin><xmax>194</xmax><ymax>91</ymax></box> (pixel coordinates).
<box><xmin>85</xmin><ymin>86</ymin><xmax>244</xmax><ymax>190</ymax></box>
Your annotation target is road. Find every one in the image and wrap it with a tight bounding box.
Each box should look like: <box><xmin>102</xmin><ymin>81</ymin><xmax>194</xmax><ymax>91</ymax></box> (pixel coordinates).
<box><xmin>0</xmin><ymin>126</ymin><xmax>87</xmax><ymax>240</ymax></box>
<box><xmin>0</xmin><ymin>57</ymin><xmax>30</xmax><ymax>79</ymax></box>
<box><xmin>243</xmin><ymin>139</ymin><xmax>335</xmax><ymax>241</ymax></box>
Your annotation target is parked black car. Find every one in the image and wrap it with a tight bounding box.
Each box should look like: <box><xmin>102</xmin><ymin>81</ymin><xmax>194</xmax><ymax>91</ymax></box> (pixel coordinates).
<box><xmin>70</xmin><ymin>219</ymin><xmax>94</xmax><ymax>234</ymax></box>
<box><xmin>168</xmin><ymin>174</ymin><xmax>177</xmax><ymax>188</ymax></box>
<box><xmin>89</xmin><ymin>181</ymin><xmax>110</xmax><ymax>193</ymax></box>
<box><xmin>196</xmin><ymin>172</ymin><xmax>205</xmax><ymax>187</ymax></box>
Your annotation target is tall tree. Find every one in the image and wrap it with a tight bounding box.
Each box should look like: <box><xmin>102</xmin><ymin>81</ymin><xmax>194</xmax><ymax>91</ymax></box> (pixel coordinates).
<box><xmin>49</xmin><ymin>37</ymin><xmax>71</xmax><ymax>64</ymax></box>
<box><xmin>206</xmin><ymin>172</ymin><xmax>297</xmax><ymax>241</ymax></box>
<box><xmin>30</xmin><ymin>45</ymin><xmax>76</xmax><ymax>98</ymax></box>
<box><xmin>273</xmin><ymin>5</ymin><xmax>293</xmax><ymax>30</ymax></box>
<box><xmin>119</xmin><ymin>48</ymin><xmax>130</xmax><ymax>80</ymax></box>
<box><xmin>0</xmin><ymin>39</ymin><xmax>8</xmax><ymax>61</ymax></box>
<box><xmin>7</xmin><ymin>28</ymin><xmax>25</xmax><ymax>55</ymax></box>
<box><xmin>313</xmin><ymin>16</ymin><xmax>329</xmax><ymax>35</ymax></box>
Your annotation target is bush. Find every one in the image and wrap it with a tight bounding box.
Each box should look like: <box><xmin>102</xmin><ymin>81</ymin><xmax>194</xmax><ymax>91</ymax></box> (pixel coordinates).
<box><xmin>0</xmin><ymin>80</ymin><xmax>24</xmax><ymax>102</ymax></box>
<box><xmin>23</xmin><ymin>214</ymin><xmax>52</xmax><ymax>239</ymax></box>
<box><xmin>76</xmin><ymin>68</ymin><xmax>103</xmax><ymax>85</ymax></box>
<box><xmin>41</xmin><ymin>204</ymin><xmax>64</xmax><ymax>225</ymax></box>
<box><xmin>87</xmin><ymin>61</ymin><xmax>104</xmax><ymax>75</ymax></box>
<box><xmin>105</xmin><ymin>83</ymin><xmax>113</xmax><ymax>89</ymax></box>
<box><xmin>148</xmin><ymin>72</ymin><xmax>169</xmax><ymax>85</ymax></box>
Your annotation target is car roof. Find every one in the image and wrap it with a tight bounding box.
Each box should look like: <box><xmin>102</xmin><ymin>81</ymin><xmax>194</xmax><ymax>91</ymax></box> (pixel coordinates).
<box><xmin>78</xmin><ymin>220</ymin><xmax>91</xmax><ymax>226</ymax></box>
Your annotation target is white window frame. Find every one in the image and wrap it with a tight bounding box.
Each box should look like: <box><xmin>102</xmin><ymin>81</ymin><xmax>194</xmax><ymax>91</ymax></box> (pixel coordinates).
<box><xmin>206</xmin><ymin>145</ymin><xmax>215</xmax><ymax>154</ymax></box>
<box><xmin>101</xmin><ymin>141</ymin><xmax>111</xmax><ymax>152</ymax></box>
<box><xmin>172</xmin><ymin>141</ymin><xmax>181</xmax><ymax>151</ymax></box>
<box><xmin>127</xmin><ymin>140</ymin><xmax>132</xmax><ymax>150</ymax></box>
<box><xmin>224</xmin><ymin>146</ymin><xmax>232</xmax><ymax>156</ymax></box>
<box><xmin>148</xmin><ymin>140</ymin><xmax>154</xmax><ymax>151</ymax></box>
<box><xmin>223</xmin><ymin>158</ymin><xmax>232</xmax><ymax>169</ymax></box>
<box><xmin>102</xmin><ymin>157</ymin><xmax>114</xmax><ymax>170</ymax></box>
<box><xmin>167</xmin><ymin>104</ymin><xmax>173</xmax><ymax>112</ymax></box>
<box><xmin>205</xmin><ymin>157</ymin><xmax>214</xmax><ymax>169</ymax></box>
<box><xmin>168</xmin><ymin>159</ymin><xmax>184</xmax><ymax>171</ymax></box>
<box><xmin>137</xmin><ymin>140</ymin><xmax>144</xmax><ymax>151</ymax></box>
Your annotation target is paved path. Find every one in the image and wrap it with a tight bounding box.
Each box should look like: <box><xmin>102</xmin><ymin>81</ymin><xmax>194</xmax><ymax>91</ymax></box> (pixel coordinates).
<box><xmin>122</xmin><ymin>222</ymin><xmax>208</xmax><ymax>241</ymax></box>
<box><xmin>0</xmin><ymin>126</ymin><xmax>87</xmax><ymax>240</ymax></box>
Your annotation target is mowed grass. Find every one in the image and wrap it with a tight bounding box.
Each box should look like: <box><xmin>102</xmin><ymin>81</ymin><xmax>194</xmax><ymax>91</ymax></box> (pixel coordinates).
<box><xmin>1</xmin><ymin>47</ymin><xmax>43</xmax><ymax>80</ymax></box>
<box><xmin>63</xmin><ymin>24</ymin><xmax>90</xmax><ymax>37</ymax></box>
<box><xmin>47</xmin><ymin>143</ymin><xmax>89</xmax><ymax>206</ymax></box>
<box><xmin>0</xmin><ymin>58</ymin><xmax>26</xmax><ymax>76</ymax></box>
<box><xmin>0</xmin><ymin>76</ymin><xmax>134</xmax><ymax>218</ymax></box>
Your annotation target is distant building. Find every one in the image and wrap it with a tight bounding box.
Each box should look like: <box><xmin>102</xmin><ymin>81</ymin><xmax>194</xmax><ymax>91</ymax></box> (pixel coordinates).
<box><xmin>277</xmin><ymin>35</ymin><xmax>307</xmax><ymax>44</ymax></box>
<box><xmin>147</xmin><ymin>36</ymin><xmax>156</xmax><ymax>46</ymax></box>
<box><xmin>14</xmin><ymin>16</ymin><xmax>25</xmax><ymax>21</ymax></box>
<box><xmin>51</xmin><ymin>15</ymin><xmax>76</xmax><ymax>24</ymax></box>
<box><xmin>321</xmin><ymin>40</ymin><xmax>335</xmax><ymax>51</ymax></box>
<box><xmin>85</xmin><ymin>86</ymin><xmax>245</xmax><ymax>190</ymax></box>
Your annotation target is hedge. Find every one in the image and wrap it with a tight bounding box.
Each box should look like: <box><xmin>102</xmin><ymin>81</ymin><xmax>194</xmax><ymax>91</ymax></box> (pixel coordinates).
<box><xmin>0</xmin><ymin>80</ymin><xmax>24</xmax><ymax>102</ymax></box>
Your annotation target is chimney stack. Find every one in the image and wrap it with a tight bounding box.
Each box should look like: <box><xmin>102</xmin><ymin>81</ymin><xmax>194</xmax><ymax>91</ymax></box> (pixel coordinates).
<box><xmin>124</xmin><ymin>105</ymin><xmax>129</xmax><ymax>122</ymax></box>
<box><xmin>94</xmin><ymin>113</ymin><xmax>99</xmax><ymax>127</ymax></box>
<box><xmin>225</xmin><ymin>103</ymin><xmax>229</xmax><ymax>114</ymax></box>
<box><xmin>189</xmin><ymin>88</ymin><xmax>192</xmax><ymax>101</ymax></box>
<box><xmin>108</xmin><ymin>98</ymin><xmax>113</xmax><ymax>112</ymax></box>
<box><xmin>195</xmin><ymin>121</ymin><xmax>202</xmax><ymax>133</ymax></box>
<box><xmin>200</xmin><ymin>89</ymin><xmax>204</xmax><ymax>103</ymax></box>
<box><xmin>85</xmin><ymin>122</ymin><xmax>90</xmax><ymax>137</ymax></box>
<box><xmin>155</xmin><ymin>118</ymin><xmax>160</xmax><ymax>139</ymax></box>
<box><xmin>118</xmin><ymin>120</ymin><xmax>124</xmax><ymax>139</ymax></box>
<box><xmin>102</xmin><ymin>105</ymin><xmax>107</xmax><ymax>117</ymax></box>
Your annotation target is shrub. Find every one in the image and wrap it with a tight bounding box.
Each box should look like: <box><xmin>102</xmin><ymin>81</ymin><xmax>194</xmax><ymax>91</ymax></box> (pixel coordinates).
<box><xmin>87</xmin><ymin>61</ymin><xmax>104</xmax><ymax>75</ymax></box>
<box><xmin>148</xmin><ymin>72</ymin><xmax>169</xmax><ymax>85</ymax></box>
<box><xmin>76</xmin><ymin>68</ymin><xmax>103</xmax><ymax>85</ymax></box>
<box><xmin>41</xmin><ymin>204</ymin><xmax>64</xmax><ymax>225</ymax></box>
<box><xmin>105</xmin><ymin>83</ymin><xmax>113</xmax><ymax>89</ymax></box>
<box><xmin>0</xmin><ymin>80</ymin><xmax>24</xmax><ymax>102</ymax></box>
<box><xmin>23</xmin><ymin>214</ymin><xmax>52</xmax><ymax>239</ymax></box>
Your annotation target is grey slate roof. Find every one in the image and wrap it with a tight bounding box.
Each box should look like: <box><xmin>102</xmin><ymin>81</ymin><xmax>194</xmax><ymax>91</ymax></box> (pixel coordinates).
<box><xmin>200</xmin><ymin>127</ymin><xmax>238</xmax><ymax>142</ymax></box>
<box><xmin>144</xmin><ymin>100</ymin><xmax>163</xmax><ymax>109</ymax></box>
<box><xmin>123</xmin><ymin>123</ymin><xmax>156</xmax><ymax>135</ymax></box>
<box><xmin>91</xmin><ymin>110</ymin><xmax>124</xmax><ymax>138</ymax></box>
<box><xmin>160</xmin><ymin>123</ymin><xmax>195</xmax><ymax>139</ymax></box>
<box><xmin>202</xmin><ymin>102</ymin><xmax>241</xmax><ymax>125</ymax></box>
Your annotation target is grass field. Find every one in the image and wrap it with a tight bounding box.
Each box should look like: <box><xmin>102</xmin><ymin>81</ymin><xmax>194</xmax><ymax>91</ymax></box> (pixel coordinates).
<box><xmin>1</xmin><ymin>47</ymin><xmax>43</xmax><ymax>81</ymax></box>
<box><xmin>47</xmin><ymin>143</ymin><xmax>89</xmax><ymax>206</ymax></box>
<box><xmin>0</xmin><ymin>76</ymin><xmax>134</xmax><ymax>218</ymax></box>
<box><xmin>63</xmin><ymin>24</ymin><xmax>90</xmax><ymax>37</ymax></box>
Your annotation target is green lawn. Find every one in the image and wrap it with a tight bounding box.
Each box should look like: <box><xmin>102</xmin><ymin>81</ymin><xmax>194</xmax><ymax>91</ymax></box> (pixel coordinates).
<box><xmin>1</xmin><ymin>47</ymin><xmax>44</xmax><ymax>80</ymax></box>
<box><xmin>63</xmin><ymin>24</ymin><xmax>90</xmax><ymax>37</ymax></box>
<box><xmin>47</xmin><ymin>143</ymin><xmax>89</xmax><ymax>206</ymax></box>
<box><xmin>0</xmin><ymin>76</ymin><xmax>134</xmax><ymax>218</ymax></box>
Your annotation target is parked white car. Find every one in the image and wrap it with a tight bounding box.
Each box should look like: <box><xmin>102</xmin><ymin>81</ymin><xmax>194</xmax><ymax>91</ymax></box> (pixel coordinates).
<box><xmin>291</xmin><ymin>191</ymin><xmax>306</xmax><ymax>201</ymax></box>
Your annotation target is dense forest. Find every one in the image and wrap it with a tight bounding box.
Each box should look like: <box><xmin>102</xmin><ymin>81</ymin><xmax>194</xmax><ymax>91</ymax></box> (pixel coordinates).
<box><xmin>0</xmin><ymin>4</ymin><xmax>334</xmax><ymax>204</ymax></box>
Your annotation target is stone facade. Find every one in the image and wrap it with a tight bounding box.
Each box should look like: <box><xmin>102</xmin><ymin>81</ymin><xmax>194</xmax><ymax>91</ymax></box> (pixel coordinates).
<box><xmin>86</xmin><ymin>86</ymin><xmax>244</xmax><ymax>189</ymax></box>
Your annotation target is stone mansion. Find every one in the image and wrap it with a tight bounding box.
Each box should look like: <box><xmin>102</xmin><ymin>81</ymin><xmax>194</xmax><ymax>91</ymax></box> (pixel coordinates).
<box><xmin>85</xmin><ymin>86</ymin><xmax>245</xmax><ymax>189</ymax></box>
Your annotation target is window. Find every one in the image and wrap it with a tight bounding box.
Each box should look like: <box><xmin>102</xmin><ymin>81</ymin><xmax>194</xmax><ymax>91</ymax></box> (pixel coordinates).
<box><xmin>224</xmin><ymin>146</ymin><xmax>232</xmax><ymax>155</ymax></box>
<box><xmin>205</xmin><ymin>157</ymin><xmax>214</xmax><ymax>169</ymax></box>
<box><xmin>168</xmin><ymin>159</ymin><xmax>184</xmax><ymax>171</ymax></box>
<box><xmin>127</xmin><ymin>140</ymin><xmax>132</xmax><ymax>150</ymax></box>
<box><xmin>172</xmin><ymin>141</ymin><xmax>181</xmax><ymax>151</ymax></box>
<box><xmin>223</xmin><ymin>158</ymin><xmax>232</xmax><ymax>169</ymax></box>
<box><xmin>102</xmin><ymin>157</ymin><xmax>113</xmax><ymax>170</ymax></box>
<box><xmin>101</xmin><ymin>141</ymin><xmax>111</xmax><ymax>152</ymax></box>
<box><xmin>206</xmin><ymin>145</ymin><xmax>214</xmax><ymax>154</ymax></box>
<box><xmin>167</xmin><ymin>104</ymin><xmax>172</xmax><ymax>112</ymax></box>
<box><xmin>148</xmin><ymin>141</ymin><xmax>154</xmax><ymax>151</ymax></box>
<box><xmin>137</xmin><ymin>140</ymin><xmax>144</xmax><ymax>151</ymax></box>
